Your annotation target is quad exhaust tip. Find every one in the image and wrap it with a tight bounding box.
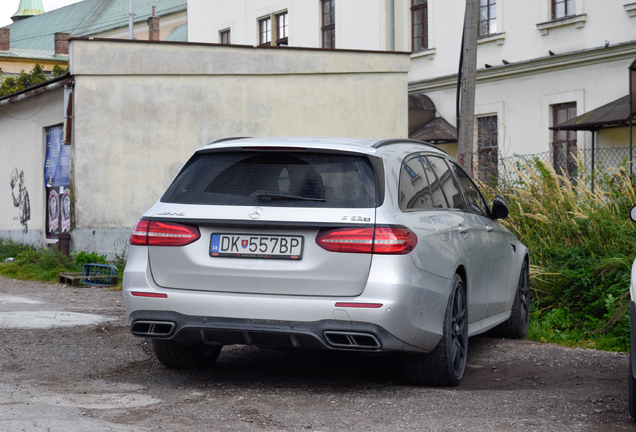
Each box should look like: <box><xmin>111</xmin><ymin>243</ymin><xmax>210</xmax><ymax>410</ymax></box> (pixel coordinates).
<box><xmin>324</xmin><ymin>331</ymin><xmax>381</xmax><ymax>349</ymax></box>
<box><xmin>131</xmin><ymin>320</ymin><xmax>176</xmax><ymax>337</ymax></box>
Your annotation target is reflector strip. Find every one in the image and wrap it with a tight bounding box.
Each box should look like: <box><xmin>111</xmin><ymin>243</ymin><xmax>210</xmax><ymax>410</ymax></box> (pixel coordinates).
<box><xmin>131</xmin><ymin>292</ymin><xmax>168</xmax><ymax>298</ymax></box>
<box><xmin>335</xmin><ymin>302</ymin><xmax>383</xmax><ymax>308</ymax></box>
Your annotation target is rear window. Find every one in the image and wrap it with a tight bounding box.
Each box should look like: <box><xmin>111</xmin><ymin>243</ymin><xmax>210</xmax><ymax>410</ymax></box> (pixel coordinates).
<box><xmin>161</xmin><ymin>151</ymin><xmax>377</xmax><ymax>208</ymax></box>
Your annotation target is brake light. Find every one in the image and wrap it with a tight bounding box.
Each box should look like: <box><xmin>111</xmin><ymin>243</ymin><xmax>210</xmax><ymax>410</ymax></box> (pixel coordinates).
<box><xmin>129</xmin><ymin>219</ymin><xmax>200</xmax><ymax>246</ymax></box>
<box><xmin>315</xmin><ymin>226</ymin><xmax>417</xmax><ymax>254</ymax></box>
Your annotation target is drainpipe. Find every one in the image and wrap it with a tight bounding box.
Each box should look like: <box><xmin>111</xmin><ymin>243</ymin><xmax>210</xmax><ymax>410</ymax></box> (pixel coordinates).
<box><xmin>389</xmin><ymin>0</ymin><xmax>395</xmax><ymax>51</ymax></box>
<box><xmin>129</xmin><ymin>0</ymin><xmax>134</xmax><ymax>40</ymax></box>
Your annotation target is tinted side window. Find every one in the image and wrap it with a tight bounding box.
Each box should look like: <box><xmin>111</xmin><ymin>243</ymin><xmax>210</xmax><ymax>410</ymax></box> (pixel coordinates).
<box><xmin>427</xmin><ymin>156</ymin><xmax>466</xmax><ymax>210</ymax></box>
<box><xmin>399</xmin><ymin>156</ymin><xmax>436</xmax><ymax>210</ymax></box>
<box><xmin>161</xmin><ymin>151</ymin><xmax>377</xmax><ymax>208</ymax></box>
<box><xmin>449</xmin><ymin>162</ymin><xmax>490</xmax><ymax>216</ymax></box>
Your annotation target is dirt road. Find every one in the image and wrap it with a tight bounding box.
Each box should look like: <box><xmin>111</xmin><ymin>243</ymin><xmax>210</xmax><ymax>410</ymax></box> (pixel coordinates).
<box><xmin>0</xmin><ymin>277</ymin><xmax>632</xmax><ymax>431</ymax></box>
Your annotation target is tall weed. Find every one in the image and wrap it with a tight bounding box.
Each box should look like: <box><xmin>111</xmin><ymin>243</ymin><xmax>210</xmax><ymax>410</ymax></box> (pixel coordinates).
<box><xmin>484</xmin><ymin>157</ymin><xmax>636</xmax><ymax>351</ymax></box>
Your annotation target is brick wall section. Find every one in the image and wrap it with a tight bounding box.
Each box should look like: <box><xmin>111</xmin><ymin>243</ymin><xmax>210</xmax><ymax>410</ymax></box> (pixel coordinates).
<box><xmin>148</xmin><ymin>16</ymin><xmax>160</xmax><ymax>41</ymax></box>
<box><xmin>0</xmin><ymin>28</ymin><xmax>9</xmax><ymax>51</ymax></box>
<box><xmin>55</xmin><ymin>33</ymin><xmax>70</xmax><ymax>55</ymax></box>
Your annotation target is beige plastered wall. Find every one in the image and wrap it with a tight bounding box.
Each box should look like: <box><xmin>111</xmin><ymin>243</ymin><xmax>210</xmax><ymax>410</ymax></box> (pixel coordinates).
<box><xmin>67</xmin><ymin>39</ymin><xmax>409</xmax><ymax>256</ymax></box>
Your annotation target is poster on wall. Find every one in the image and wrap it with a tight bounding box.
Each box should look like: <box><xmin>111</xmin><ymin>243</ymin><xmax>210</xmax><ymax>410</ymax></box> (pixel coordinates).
<box><xmin>44</xmin><ymin>125</ymin><xmax>70</xmax><ymax>188</ymax></box>
<box><xmin>44</xmin><ymin>125</ymin><xmax>70</xmax><ymax>237</ymax></box>
<box><xmin>46</xmin><ymin>186</ymin><xmax>71</xmax><ymax>235</ymax></box>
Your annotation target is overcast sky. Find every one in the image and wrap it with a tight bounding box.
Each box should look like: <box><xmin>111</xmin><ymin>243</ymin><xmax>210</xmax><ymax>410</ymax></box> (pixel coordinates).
<box><xmin>0</xmin><ymin>1</ymin><xmax>83</xmax><ymax>28</ymax></box>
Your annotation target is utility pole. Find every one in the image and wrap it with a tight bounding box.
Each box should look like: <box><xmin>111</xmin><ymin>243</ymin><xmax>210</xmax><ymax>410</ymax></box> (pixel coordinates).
<box><xmin>457</xmin><ymin>0</ymin><xmax>479</xmax><ymax>175</ymax></box>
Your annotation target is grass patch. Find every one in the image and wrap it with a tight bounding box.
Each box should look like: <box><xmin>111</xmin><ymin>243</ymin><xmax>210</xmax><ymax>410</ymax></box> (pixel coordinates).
<box><xmin>0</xmin><ymin>239</ymin><xmax>122</xmax><ymax>288</ymax></box>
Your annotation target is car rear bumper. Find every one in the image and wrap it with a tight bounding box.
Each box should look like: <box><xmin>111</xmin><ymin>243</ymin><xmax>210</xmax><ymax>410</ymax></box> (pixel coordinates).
<box><xmin>123</xmin><ymin>245</ymin><xmax>451</xmax><ymax>353</ymax></box>
<box><xmin>128</xmin><ymin>310</ymin><xmax>424</xmax><ymax>353</ymax></box>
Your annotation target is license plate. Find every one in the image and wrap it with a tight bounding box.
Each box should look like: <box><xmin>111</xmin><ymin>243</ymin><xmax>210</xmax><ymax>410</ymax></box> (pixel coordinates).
<box><xmin>210</xmin><ymin>233</ymin><xmax>303</xmax><ymax>260</ymax></box>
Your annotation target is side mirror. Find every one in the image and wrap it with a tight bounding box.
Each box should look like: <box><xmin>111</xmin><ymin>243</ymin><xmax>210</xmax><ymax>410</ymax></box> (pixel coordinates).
<box><xmin>491</xmin><ymin>194</ymin><xmax>509</xmax><ymax>220</ymax></box>
<box><xmin>630</xmin><ymin>205</ymin><xmax>636</xmax><ymax>222</ymax></box>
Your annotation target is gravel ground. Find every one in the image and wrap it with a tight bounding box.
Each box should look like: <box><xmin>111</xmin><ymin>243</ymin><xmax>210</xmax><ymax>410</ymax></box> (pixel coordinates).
<box><xmin>0</xmin><ymin>277</ymin><xmax>633</xmax><ymax>431</ymax></box>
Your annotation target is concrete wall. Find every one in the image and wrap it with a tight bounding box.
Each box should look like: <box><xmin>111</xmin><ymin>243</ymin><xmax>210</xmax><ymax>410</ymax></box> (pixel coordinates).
<box><xmin>65</xmin><ymin>39</ymin><xmax>409</xmax><ymax>257</ymax></box>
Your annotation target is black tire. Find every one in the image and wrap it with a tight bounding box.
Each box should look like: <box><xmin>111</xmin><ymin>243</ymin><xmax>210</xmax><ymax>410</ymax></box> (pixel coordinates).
<box><xmin>490</xmin><ymin>259</ymin><xmax>530</xmax><ymax>339</ymax></box>
<box><xmin>152</xmin><ymin>339</ymin><xmax>222</xmax><ymax>369</ymax></box>
<box><xmin>630</xmin><ymin>346</ymin><xmax>636</xmax><ymax>421</ymax></box>
<box><xmin>404</xmin><ymin>274</ymin><xmax>468</xmax><ymax>387</ymax></box>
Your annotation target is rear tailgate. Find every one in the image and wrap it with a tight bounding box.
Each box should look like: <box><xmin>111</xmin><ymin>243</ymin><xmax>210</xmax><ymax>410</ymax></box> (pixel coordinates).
<box><xmin>145</xmin><ymin>148</ymin><xmax>380</xmax><ymax>297</ymax></box>
<box><xmin>147</xmin><ymin>207</ymin><xmax>376</xmax><ymax>296</ymax></box>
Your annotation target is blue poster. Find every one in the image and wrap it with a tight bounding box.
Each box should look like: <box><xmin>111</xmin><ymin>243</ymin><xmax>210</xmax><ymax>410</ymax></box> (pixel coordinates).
<box><xmin>44</xmin><ymin>125</ymin><xmax>70</xmax><ymax>187</ymax></box>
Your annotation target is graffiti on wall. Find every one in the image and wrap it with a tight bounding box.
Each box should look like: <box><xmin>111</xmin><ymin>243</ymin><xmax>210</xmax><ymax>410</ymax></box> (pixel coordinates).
<box><xmin>10</xmin><ymin>168</ymin><xmax>31</xmax><ymax>233</ymax></box>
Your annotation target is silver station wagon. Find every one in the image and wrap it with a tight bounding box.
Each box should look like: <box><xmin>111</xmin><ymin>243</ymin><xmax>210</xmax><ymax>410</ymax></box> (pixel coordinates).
<box><xmin>123</xmin><ymin>137</ymin><xmax>530</xmax><ymax>386</ymax></box>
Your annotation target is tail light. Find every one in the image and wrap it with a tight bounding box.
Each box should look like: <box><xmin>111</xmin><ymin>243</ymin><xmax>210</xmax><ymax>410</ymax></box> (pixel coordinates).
<box><xmin>130</xmin><ymin>219</ymin><xmax>200</xmax><ymax>246</ymax></box>
<box><xmin>315</xmin><ymin>226</ymin><xmax>417</xmax><ymax>255</ymax></box>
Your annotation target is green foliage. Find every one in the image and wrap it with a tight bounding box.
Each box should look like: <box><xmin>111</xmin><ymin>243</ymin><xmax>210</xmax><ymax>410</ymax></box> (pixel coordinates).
<box><xmin>71</xmin><ymin>250</ymin><xmax>107</xmax><ymax>267</ymax></box>
<box><xmin>0</xmin><ymin>63</ymin><xmax>68</xmax><ymax>97</ymax></box>
<box><xmin>0</xmin><ymin>240</ymin><xmax>122</xmax><ymax>287</ymax></box>
<box><xmin>482</xmin><ymin>157</ymin><xmax>636</xmax><ymax>352</ymax></box>
<box><xmin>52</xmin><ymin>64</ymin><xmax>69</xmax><ymax>77</ymax></box>
<box><xmin>0</xmin><ymin>239</ymin><xmax>35</xmax><ymax>261</ymax></box>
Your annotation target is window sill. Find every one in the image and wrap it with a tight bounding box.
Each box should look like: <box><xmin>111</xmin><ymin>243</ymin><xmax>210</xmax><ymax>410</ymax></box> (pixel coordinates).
<box><xmin>625</xmin><ymin>3</ymin><xmax>636</xmax><ymax>17</ymax></box>
<box><xmin>536</xmin><ymin>14</ymin><xmax>587</xmax><ymax>35</ymax></box>
<box><xmin>411</xmin><ymin>48</ymin><xmax>436</xmax><ymax>60</ymax></box>
<box><xmin>478</xmin><ymin>32</ymin><xmax>506</xmax><ymax>46</ymax></box>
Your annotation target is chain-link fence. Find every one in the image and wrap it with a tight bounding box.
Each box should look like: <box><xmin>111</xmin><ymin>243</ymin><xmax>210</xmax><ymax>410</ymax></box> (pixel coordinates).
<box><xmin>491</xmin><ymin>147</ymin><xmax>635</xmax><ymax>188</ymax></box>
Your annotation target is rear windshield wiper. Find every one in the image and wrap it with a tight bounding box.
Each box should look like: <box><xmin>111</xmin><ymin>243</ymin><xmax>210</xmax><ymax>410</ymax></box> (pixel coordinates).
<box><xmin>255</xmin><ymin>192</ymin><xmax>325</xmax><ymax>202</ymax></box>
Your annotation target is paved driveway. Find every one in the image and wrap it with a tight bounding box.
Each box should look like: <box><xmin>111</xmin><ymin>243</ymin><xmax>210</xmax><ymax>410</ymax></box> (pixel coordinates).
<box><xmin>0</xmin><ymin>277</ymin><xmax>632</xmax><ymax>431</ymax></box>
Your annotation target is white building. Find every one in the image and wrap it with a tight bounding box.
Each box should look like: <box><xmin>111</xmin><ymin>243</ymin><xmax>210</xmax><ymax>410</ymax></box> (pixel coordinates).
<box><xmin>188</xmin><ymin>0</ymin><xmax>636</xmax><ymax>182</ymax></box>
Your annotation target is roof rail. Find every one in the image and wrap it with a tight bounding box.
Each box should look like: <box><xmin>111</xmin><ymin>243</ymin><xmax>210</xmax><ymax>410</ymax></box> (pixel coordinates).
<box><xmin>372</xmin><ymin>138</ymin><xmax>436</xmax><ymax>149</ymax></box>
<box><xmin>209</xmin><ymin>137</ymin><xmax>251</xmax><ymax>145</ymax></box>
<box><xmin>372</xmin><ymin>138</ymin><xmax>450</xmax><ymax>156</ymax></box>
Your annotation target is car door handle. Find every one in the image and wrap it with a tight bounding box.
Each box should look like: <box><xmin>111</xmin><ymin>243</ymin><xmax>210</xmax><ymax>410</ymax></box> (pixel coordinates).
<box><xmin>458</xmin><ymin>224</ymin><xmax>469</xmax><ymax>235</ymax></box>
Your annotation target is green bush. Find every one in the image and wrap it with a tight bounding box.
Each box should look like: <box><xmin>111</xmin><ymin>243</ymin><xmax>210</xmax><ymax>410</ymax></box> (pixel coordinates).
<box><xmin>0</xmin><ymin>239</ymin><xmax>35</xmax><ymax>261</ymax></box>
<box><xmin>484</xmin><ymin>158</ymin><xmax>636</xmax><ymax>352</ymax></box>
<box><xmin>0</xmin><ymin>240</ymin><xmax>122</xmax><ymax>287</ymax></box>
<box><xmin>0</xmin><ymin>63</ymin><xmax>69</xmax><ymax>97</ymax></box>
<box><xmin>72</xmin><ymin>250</ymin><xmax>107</xmax><ymax>267</ymax></box>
